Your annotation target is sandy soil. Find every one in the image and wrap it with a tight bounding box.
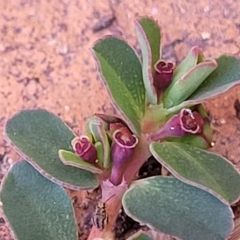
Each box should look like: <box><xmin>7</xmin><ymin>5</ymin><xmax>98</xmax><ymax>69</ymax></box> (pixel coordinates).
<box><xmin>1</xmin><ymin>0</ymin><xmax>240</xmax><ymax>239</ymax></box>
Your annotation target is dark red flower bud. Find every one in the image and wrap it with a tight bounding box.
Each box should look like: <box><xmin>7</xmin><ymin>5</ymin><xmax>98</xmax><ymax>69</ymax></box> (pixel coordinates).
<box><xmin>154</xmin><ymin>60</ymin><xmax>175</xmax><ymax>91</ymax></box>
<box><xmin>148</xmin><ymin>108</ymin><xmax>205</xmax><ymax>141</ymax></box>
<box><xmin>110</xmin><ymin>128</ymin><xmax>138</xmax><ymax>185</ymax></box>
<box><xmin>180</xmin><ymin>109</ymin><xmax>204</xmax><ymax>134</ymax></box>
<box><xmin>111</xmin><ymin>128</ymin><xmax>138</xmax><ymax>166</ymax></box>
<box><xmin>73</xmin><ymin>136</ymin><xmax>97</xmax><ymax>163</ymax></box>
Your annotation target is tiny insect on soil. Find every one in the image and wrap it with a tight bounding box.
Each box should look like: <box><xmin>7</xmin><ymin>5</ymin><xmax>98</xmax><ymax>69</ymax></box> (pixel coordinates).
<box><xmin>92</xmin><ymin>195</ymin><xmax>115</xmax><ymax>231</ymax></box>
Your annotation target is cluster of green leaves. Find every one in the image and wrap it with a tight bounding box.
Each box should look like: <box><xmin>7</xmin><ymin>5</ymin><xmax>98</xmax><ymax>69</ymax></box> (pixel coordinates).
<box><xmin>1</xmin><ymin>17</ymin><xmax>240</xmax><ymax>240</ymax></box>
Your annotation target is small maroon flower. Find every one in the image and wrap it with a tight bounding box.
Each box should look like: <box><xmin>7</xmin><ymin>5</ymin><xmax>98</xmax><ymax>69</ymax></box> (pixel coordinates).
<box><xmin>110</xmin><ymin>127</ymin><xmax>138</xmax><ymax>185</ymax></box>
<box><xmin>181</xmin><ymin>109</ymin><xmax>204</xmax><ymax>134</ymax></box>
<box><xmin>72</xmin><ymin>136</ymin><xmax>97</xmax><ymax>163</ymax></box>
<box><xmin>154</xmin><ymin>60</ymin><xmax>175</xmax><ymax>91</ymax></box>
<box><xmin>148</xmin><ymin>108</ymin><xmax>205</xmax><ymax>141</ymax></box>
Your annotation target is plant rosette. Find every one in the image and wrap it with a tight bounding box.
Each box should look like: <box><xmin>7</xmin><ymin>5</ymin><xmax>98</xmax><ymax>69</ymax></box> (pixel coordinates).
<box><xmin>2</xmin><ymin>17</ymin><xmax>240</xmax><ymax>240</ymax></box>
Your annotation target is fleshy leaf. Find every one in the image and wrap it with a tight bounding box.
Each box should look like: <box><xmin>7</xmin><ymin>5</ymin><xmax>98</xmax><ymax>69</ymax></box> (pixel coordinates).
<box><xmin>163</xmin><ymin>59</ymin><xmax>217</xmax><ymax>108</ymax></box>
<box><xmin>127</xmin><ymin>230</ymin><xmax>153</xmax><ymax>240</ymax></box>
<box><xmin>4</xmin><ymin>109</ymin><xmax>98</xmax><ymax>190</ymax></box>
<box><xmin>167</xmin><ymin>55</ymin><xmax>240</xmax><ymax>114</ymax></box>
<box><xmin>0</xmin><ymin>161</ymin><xmax>78</xmax><ymax>240</ymax></box>
<box><xmin>58</xmin><ymin>150</ymin><xmax>102</xmax><ymax>174</ymax></box>
<box><xmin>122</xmin><ymin>176</ymin><xmax>234</xmax><ymax>240</ymax></box>
<box><xmin>135</xmin><ymin>17</ymin><xmax>161</xmax><ymax>104</ymax></box>
<box><xmin>86</xmin><ymin>115</ymin><xmax>108</xmax><ymax>142</ymax></box>
<box><xmin>86</xmin><ymin>115</ymin><xmax>111</xmax><ymax>168</ymax></box>
<box><xmin>171</xmin><ymin>46</ymin><xmax>202</xmax><ymax>86</ymax></box>
<box><xmin>166</xmin><ymin>134</ymin><xmax>210</xmax><ymax>149</ymax></box>
<box><xmin>93</xmin><ymin>36</ymin><xmax>145</xmax><ymax>135</ymax></box>
<box><xmin>95</xmin><ymin>141</ymin><xmax>104</xmax><ymax>166</ymax></box>
<box><xmin>150</xmin><ymin>142</ymin><xmax>240</xmax><ymax>204</ymax></box>
<box><xmin>190</xmin><ymin>55</ymin><xmax>240</xmax><ymax>100</ymax></box>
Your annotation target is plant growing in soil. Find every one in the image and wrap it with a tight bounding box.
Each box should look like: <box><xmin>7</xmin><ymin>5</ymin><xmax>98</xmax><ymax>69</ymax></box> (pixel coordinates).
<box><xmin>2</xmin><ymin>17</ymin><xmax>240</xmax><ymax>240</ymax></box>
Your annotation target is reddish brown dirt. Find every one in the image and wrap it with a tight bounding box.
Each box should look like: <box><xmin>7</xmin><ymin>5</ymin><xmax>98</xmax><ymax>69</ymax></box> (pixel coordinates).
<box><xmin>1</xmin><ymin>0</ymin><xmax>240</xmax><ymax>239</ymax></box>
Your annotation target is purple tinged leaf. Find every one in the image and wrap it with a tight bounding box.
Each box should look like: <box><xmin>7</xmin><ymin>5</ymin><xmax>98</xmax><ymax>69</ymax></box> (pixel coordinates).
<box><xmin>171</xmin><ymin>46</ymin><xmax>202</xmax><ymax>86</ymax></box>
<box><xmin>59</xmin><ymin>149</ymin><xmax>102</xmax><ymax>174</ymax></box>
<box><xmin>163</xmin><ymin>58</ymin><xmax>217</xmax><ymax>108</ymax></box>
<box><xmin>94</xmin><ymin>113</ymin><xmax>123</xmax><ymax>125</ymax></box>
<box><xmin>166</xmin><ymin>55</ymin><xmax>240</xmax><ymax>114</ymax></box>
<box><xmin>163</xmin><ymin>46</ymin><xmax>202</xmax><ymax>109</ymax></box>
<box><xmin>135</xmin><ymin>17</ymin><xmax>161</xmax><ymax>105</ymax></box>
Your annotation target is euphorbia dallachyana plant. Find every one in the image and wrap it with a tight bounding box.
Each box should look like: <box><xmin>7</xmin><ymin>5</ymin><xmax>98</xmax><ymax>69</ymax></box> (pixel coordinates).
<box><xmin>2</xmin><ymin>17</ymin><xmax>240</xmax><ymax>240</ymax></box>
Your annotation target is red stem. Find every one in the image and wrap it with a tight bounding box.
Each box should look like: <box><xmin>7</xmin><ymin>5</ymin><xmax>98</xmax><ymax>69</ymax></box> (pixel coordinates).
<box><xmin>87</xmin><ymin>135</ymin><xmax>151</xmax><ymax>240</ymax></box>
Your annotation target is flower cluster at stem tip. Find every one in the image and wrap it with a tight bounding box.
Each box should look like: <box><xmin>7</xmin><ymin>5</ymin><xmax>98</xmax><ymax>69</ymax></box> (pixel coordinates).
<box><xmin>71</xmin><ymin>51</ymin><xmax>213</xmax><ymax>185</ymax></box>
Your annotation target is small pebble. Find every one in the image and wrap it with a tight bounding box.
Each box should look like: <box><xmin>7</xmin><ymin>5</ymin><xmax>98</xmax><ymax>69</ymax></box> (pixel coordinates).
<box><xmin>204</xmin><ymin>6</ymin><xmax>210</xmax><ymax>12</ymax></box>
<box><xmin>219</xmin><ymin>118</ymin><xmax>226</xmax><ymax>124</ymax></box>
<box><xmin>151</xmin><ymin>7</ymin><xmax>158</xmax><ymax>15</ymax></box>
<box><xmin>201</xmin><ymin>32</ymin><xmax>211</xmax><ymax>40</ymax></box>
<box><xmin>0</xmin><ymin>42</ymin><xmax>5</xmax><ymax>52</ymax></box>
<box><xmin>65</xmin><ymin>105</ymin><xmax>70</xmax><ymax>111</ymax></box>
<box><xmin>57</xmin><ymin>44</ymin><xmax>68</xmax><ymax>55</ymax></box>
<box><xmin>224</xmin><ymin>10</ymin><xmax>229</xmax><ymax>17</ymax></box>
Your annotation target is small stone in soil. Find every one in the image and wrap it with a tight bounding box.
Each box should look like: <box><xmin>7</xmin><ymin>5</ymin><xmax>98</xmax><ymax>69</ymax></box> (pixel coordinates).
<box><xmin>92</xmin><ymin>15</ymin><xmax>116</xmax><ymax>32</ymax></box>
<box><xmin>234</xmin><ymin>99</ymin><xmax>240</xmax><ymax>120</ymax></box>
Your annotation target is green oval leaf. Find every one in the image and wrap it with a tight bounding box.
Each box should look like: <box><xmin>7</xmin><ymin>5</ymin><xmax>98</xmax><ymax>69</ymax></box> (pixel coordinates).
<box><xmin>164</xmin><ymin>59</ymin><xmax>217</xmax><ymax>108</ymax></box>
<box><xmin>5</xmin><ymin>109</ymin><xmax>98</xmax><ymax>190</ymax></box>
<box><xmin>86</xmin><ymin>115</ymin><xmax>111</xmax><ymax>168</ymax></box>
<box><xmin>95</xmin><ymin>141</ymin><xmax>104</xmax><ymax>166</ymax></box>
<box><xmin>0</xmin><ymin>160</ymin><xmax>78</xmax><ymax>240</ymax></box>
<box><xmin>150</xmin><ymin>142</ymin><xmax>240</xmax><ymax>204</ymax></box>
<box><xmin>58</xmin><ymin>150</ymin><xmax>103</xmax><ymax>174</ymax></box>
<box><xmin>123</xmin><ymin>176</ymin><xmax>234</xmax><ymax>240</ymax></box>
<box><xmin>93</xmin><ymin>36</ymin><xmax>145</xmax><ymax>135</ymax></box>
<box><xmin>135</xmin><ymin>17</ymin><xmax>161</xmax><ymax>104</ymax></box>
<box><xmin>166</xmin><ymin>134</ymin><xmax>209</xmax><ymax>149</ymax></box>
<box><xmin>167</xmin><ymin>55</ymin><xmax>240</xmax><ymax>114</ymax></box>
<box><xmin>171</xmin><ymin>46</ymin><xmax>202</xmax><ymax>86</ymax></box>
<box><xmin>189</xmin><ymin>55</ymin><xmax>240</xmax><ymax>101</ymax></box>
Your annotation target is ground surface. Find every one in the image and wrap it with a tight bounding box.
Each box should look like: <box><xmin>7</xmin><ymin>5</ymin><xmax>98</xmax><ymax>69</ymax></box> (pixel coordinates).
<box><xmin>1</xmin><ymin>0</ymin><xmax>240</xmax><ymax>239</ymax></box>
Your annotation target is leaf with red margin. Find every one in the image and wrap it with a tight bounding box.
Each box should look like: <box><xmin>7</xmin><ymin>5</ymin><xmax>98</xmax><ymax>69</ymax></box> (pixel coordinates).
<box><xmin>122</xmin><ymin>176</ymin><xmax>234</xmax><ymax>240</ymax></box>
<box><xmin>135</xmin><ymin>17</ymin><xmax>161</xmax><ymax>104</ymax></box>
<box><xmin>167</xmin><ymin>55</ymin><xmax>240</xmax><ymax>114</ymax></box>
<box><xmin>0</xmin><ymin>160</ymin><xmax>78</xmax><ymax>240</ymax></box>
<box><xmin>92</xmin><ymin>36</ymin><xmax>145</xmax><ymax>136</ymax></box>
<box><xmin>4</xmin><ymin>109</ymin><xmax>98</xmax><ymax>190</ymax></box>
<box><xmin>150</xmin><ymin>141</ymin><xmax>240</xmax><ymax>204</ymax></box>
<box><xmin>58</xmin><ymin>150</ymin><xmax>102</xmax><ymax>174</ymax></box>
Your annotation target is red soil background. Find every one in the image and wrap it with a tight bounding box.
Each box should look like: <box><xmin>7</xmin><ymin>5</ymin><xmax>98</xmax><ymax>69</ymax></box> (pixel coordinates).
<box><xmin>1</xmin><ymin>0</ymin><xmax>240</xmax><ymax>239</ymax></box>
